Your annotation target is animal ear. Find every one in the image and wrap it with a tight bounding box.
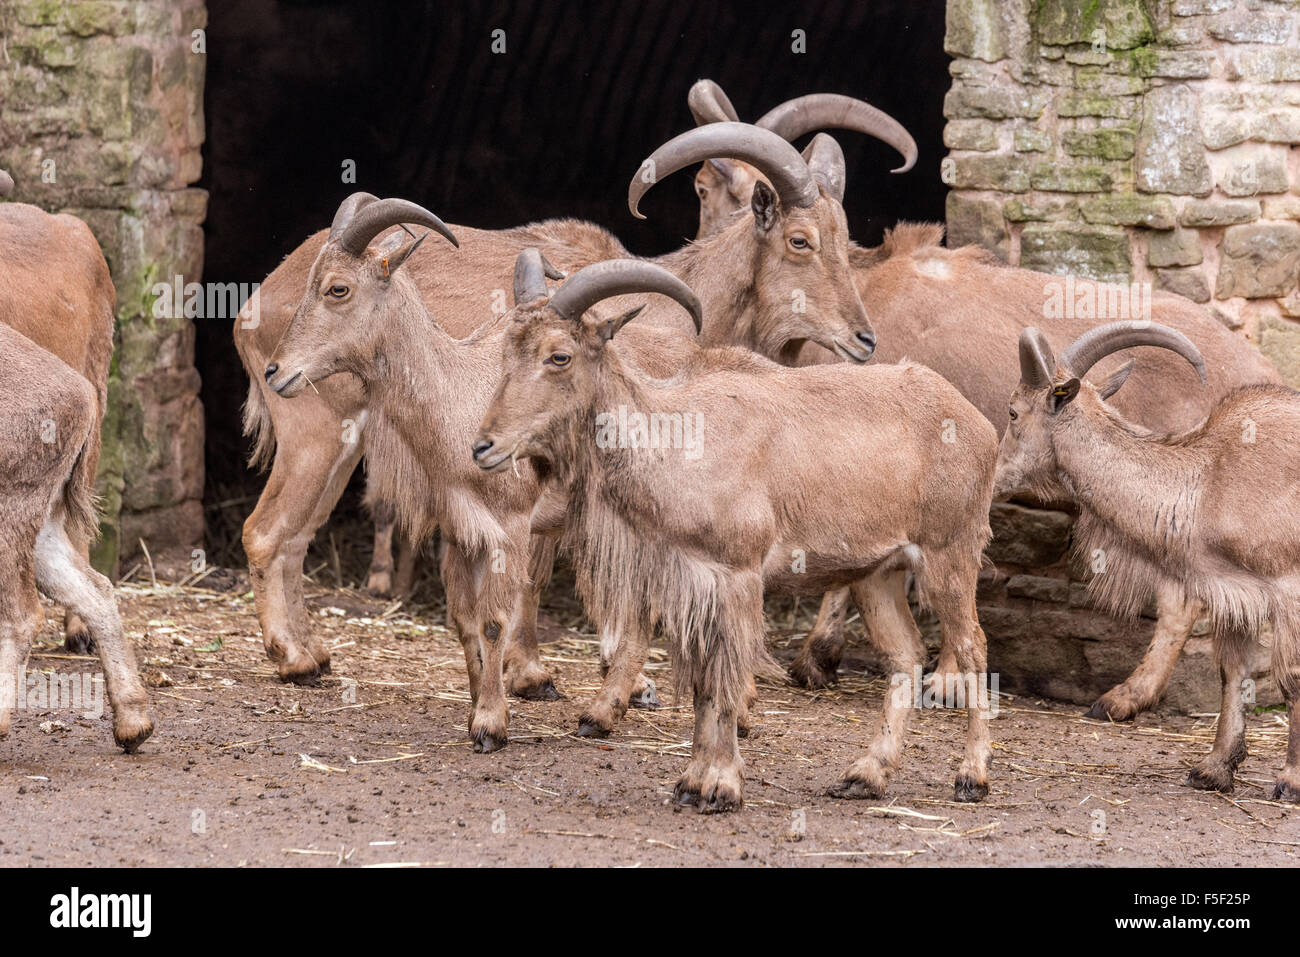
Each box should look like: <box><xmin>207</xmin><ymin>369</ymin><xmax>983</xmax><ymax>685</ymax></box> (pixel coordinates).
<box><xmin>696</xmin><ymin>158</ymin><xmax>732</xmax><ymax>196</ymax></box>
<box><xmin>598</xmin><ymin>305</ymin><xmax>645</xmax><ymax>343</ymax></box>
<box><xmin>1047</xmin><ymin>377</ymin><xmax>1080</xmax><ymax>414</ymax></box>
<box><xmin>381</xmin><ymin>231</ymin><xmax>428</xmax><ymax>279</ymax></box>
<box><xmin>1097</xmin><ymin>358</ymin><xmax>1136</xmax><ymax>400</ymax></box>
<box><xmin>751</xmin><ymin>179</ymin><xmax>779</xmax><ymax>232</ymax></box>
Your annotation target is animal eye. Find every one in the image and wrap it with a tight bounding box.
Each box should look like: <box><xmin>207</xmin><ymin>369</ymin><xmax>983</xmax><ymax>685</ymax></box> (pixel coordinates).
<box><xmin>1008</xmin><ymin>408</ymin><xmax>1018</xmax><ymax>421</ymax></box>
<box><xmin>547</xmin><ymin>353</ymin><xmax>570</xmax><ymax>367</ymax></box>
<box><xmin>788</xmin><ymin>235</ymin><xmax>810</xmax><ymax>251</ymax></box>
<box><xmin>696</xmin><ymin>185</ymin><xmax>708</xmax><ymax>199</ymax></box>
<box><xmin>327</xmin><ymin>284</ymin><xmax>349</xmax><ymax>298</ymax></box>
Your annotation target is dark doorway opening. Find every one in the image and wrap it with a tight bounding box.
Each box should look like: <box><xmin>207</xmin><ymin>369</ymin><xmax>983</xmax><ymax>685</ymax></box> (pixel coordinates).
<box><xmin>197</xmin><ymin>0</ymin><xmax>951</xmax><ymax>573</ymax></box>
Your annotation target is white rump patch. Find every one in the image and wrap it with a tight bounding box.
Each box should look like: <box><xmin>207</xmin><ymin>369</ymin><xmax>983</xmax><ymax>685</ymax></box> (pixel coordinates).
<box><xmin>913</xmin><ymin>257</ymin><xmax>952</xmax><ymax>280</ymax></box>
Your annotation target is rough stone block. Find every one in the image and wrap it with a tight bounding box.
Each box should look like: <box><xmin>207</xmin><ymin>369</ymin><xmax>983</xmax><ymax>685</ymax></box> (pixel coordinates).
<box><xmin>944</xmin><ymin>119</ymin><xmax>1000</xmax><ymax>152</ymax></box>
<box><xmin>1179</xmin><ymin>199</ymin><xmax>1261</xmax><ymax>226</ymax></box>
<box><xmin>986</xmin><ymin>503</ymin><xmax>1074</xmax><ymax>568</ymax></box>
<box><xmin>946</xmin><ymin>193</ymin><xmax>1011</xmax><ymax>260</ymax></box>
<box><xmin>1020</xmin><ymin>223</ymin><xmax>1134</xmax><ymax>284</ymax></box>
<box><xmin>1258</xmin><ymin>315</ymin><xmax>1300</xmax><ymax>388</ymax></box>
<box><xmin>1149</xmin><ymin>227</ymin><xmax>1204</xmax><ymax>267</ymax></box>
<box><xmin>1156</xmin><ymin>266</ymin><xmax>1212</xmax><ymax>303</ymax></box>
<box><xmin>1135</xmin><ymin>84</ymin><xmax>1212</xmax><ymax>196</ymax></box>
<box><xmin>1081</xmin><ymin>194</ymin><xmax>1176</xmax><ymax>228</ymax></box>
<box><xmin>1216</xmin><ymin>222</ymin><xmax>1300</xmax><ymax>299</ymax></box>
<box><xmin>1062</xmin><ymin>126</ymin><xmax>1137</xmax><ymax>160</ymax></box>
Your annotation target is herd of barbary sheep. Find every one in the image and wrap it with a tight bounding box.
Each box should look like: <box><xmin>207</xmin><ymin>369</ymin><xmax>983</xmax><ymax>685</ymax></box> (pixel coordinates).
<box><xmin>0</xmin><ymin>81</ymin><xmax>1297</xmax><ymax>814</ymax></box>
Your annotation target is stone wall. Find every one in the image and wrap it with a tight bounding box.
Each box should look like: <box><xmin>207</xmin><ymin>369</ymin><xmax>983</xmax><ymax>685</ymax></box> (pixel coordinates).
<box><xmin>943</xmin><ymin>0</ymin><xmax>1295</xmax><ymax>709</ymax></box>
<box><xmin>944</xmin><ymin>0</ymin><xmax>1300</xmax><ymax>381</ymax></box>
<box><xmin>0</xmin><ymin>0</ymin><xmax>207</xmax><ymax>571</ymax></box>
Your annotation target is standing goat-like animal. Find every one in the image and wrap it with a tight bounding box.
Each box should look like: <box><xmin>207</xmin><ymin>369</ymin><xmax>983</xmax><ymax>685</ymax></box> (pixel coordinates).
<box><xmin>0</xmin><ymin>323</ymin><xmax>152</xmax><ymax>752</ymax></box>
<box><xmin>238</xmin><ymin>120</ymin><xmax>874</xmax><ymax>694</ymax></box>
<box><xmin>995</xmin><ymin>321</ymin><xmax>1300</xmax><ymax>802</ymax></box>
<box><xmin>263</xmin><ymin>201</ymin><xmax>701</xmax><ymax>751</ymax></box>
<box><xmin>0</xmin><ymin>194</ymin><xmax>118</xmax><ymax>655</ymax></box>
<box><xmin>476</xmin><ymin>254</ymin><xmax>998</xmax><ymax>811</ymax></box>
<box><xmin>686</xmin><ymin>79</ymin><xmax>1282</xmax><ymax>724</ymax></box>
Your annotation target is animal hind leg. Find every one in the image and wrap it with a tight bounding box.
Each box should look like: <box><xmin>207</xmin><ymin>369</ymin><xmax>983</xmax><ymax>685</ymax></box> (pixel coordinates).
<box><xmin>1087</xmin><ymin>581</ymin><xmax>1199</xmax><ymax>721</ymax></box>
<box><xmin>1187</xmin><ymin>628</ymin><xmax>1249</xmax><ymax>794</ymax></box>
<box><xmin>365</xmin><ymin>501</ymin><xmax>399</xmax><ymax>597</ymax></box>
<box><xmin>580</xmin><ymin>622</ymin><xmax>649</xmax><ymax>737</ymax></box>
<box><xmin>503</xmin><ymin>534</ymin><xmax>561</xmax><ymax>701</ymax></box>
<box><xmin>829</xmin><ymin>569</ymin><xmax>924</xmax><ymax>800</ymax></box>
<box><xmin>788</xmin><ymin>588</ymin><xmax>851</xmax><ymax>689</ymax></box>
<box><xmin>35</xmin><ymin>514</ymin><xmax>152</xmax><ymax>752</ymax></box>
<box><xmin>1269</xmin><ymin>615</ymin><xmax>1300</xmax><ymax>803</ymax></box>
<box><xmin>0</xmin><ymin>535</ymin><xmax>41</xmax><ymax>739</ymax></box>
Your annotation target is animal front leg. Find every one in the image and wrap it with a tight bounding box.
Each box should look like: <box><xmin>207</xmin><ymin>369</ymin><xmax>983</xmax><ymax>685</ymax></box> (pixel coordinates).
<box><xmin>1187</xmin><ymin>632</ymin><xmax>1249</xmax><ymax>794</ymax></box>
<box><xmin>35</xmin><ymin>518</ymin><xmax>152</xmax><ymax>752</ymax></box>
<box><xmin>243</xmin><ymin>433</ymin><xmax>361</xmax><ymax>683</ymax></box>
<box><xmin>1269</xmin><ymin>619</ymin><xmax>1300</xmax><ymax>803</ymax></box>
<box><xmin>1087</xmin><ymin>582</ymin><xmax>1199</xmax><ymax>721</ymax></box>
<box><xmin>788</xmin><ymin>588</ymin><xmax>850</xmax><ymax>688</ymax></box>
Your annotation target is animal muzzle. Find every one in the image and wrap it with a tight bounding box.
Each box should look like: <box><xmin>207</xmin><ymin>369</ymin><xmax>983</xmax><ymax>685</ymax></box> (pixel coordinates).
<box><xmin>263</xmin><ymin>361</ymin><xmax>303</xmax><ymax>397</ymax></box>
<box><xmin>471</xmin><ymin>434</ymin><xmax>512</xmax><ymax>472</ymax></box>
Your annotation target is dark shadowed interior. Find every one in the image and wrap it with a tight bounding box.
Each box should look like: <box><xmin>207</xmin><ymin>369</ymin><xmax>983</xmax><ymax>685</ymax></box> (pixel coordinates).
<box><xmin>196</xmin><ymin>0</ymin><xmax>950</xmax><ymax>567</ymax></box>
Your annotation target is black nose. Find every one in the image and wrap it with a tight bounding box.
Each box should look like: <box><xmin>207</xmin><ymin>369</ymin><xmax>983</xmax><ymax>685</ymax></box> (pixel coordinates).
<box><xmin>855</xmin><ymin>330</ymin><xmax>876</xmax><ymax>355</ymax></box>
<box><xmin>264</xmin><ymin>362</ymin><xmax>279</xmax><ymax>383</ymax></box>
<box><xmin>472</xmin><ymin>439</ymin><xmax>494</xmax><ymax>461</ymax></box>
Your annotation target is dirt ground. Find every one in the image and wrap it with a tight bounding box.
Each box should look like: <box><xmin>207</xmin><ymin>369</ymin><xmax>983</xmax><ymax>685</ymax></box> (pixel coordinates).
<box><xmin>1</xmin><ymin>566</ymin><xmax>1296</xmax><ymax>868</ymax></box>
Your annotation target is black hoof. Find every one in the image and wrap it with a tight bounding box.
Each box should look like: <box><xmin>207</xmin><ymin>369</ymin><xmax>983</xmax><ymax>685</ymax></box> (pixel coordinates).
<box><xmin>576</xmin><ymin>718</ymin><xmax>611</xmax><ymax>739</ymax></box>
<box><xmin>629</xmin><ymin>681</ymin><xmax>659</xmax><ymax>710</ymax></box>
<box><xmin>515</xmin><ymin>679</ymin><xmax>563</xmax><ymax>702</ymax></box>
<box><xmin>1270</xmin><ymin>780</ymin><xmax>1300</xmax><ymax>803</ymax></box>
<box><xmin>674</xmin><ymin>785</ymin><xmax>700</xmax><ymax>807</ymax></box>
<box><xmin>317</xmin><ymin>659</ymin><xmax>331</xmax><ymax>676</ymax></box>
<box><xmin>698</xmin><ymin>793</ymin><xmax>742</xmax><ymax>814</ymax></box>
<box><xmin>1187</xmin><ymin>766</ymin><xmax>1234</xmax><ymax>794</ymax></box>
<box><xmin>788</xmin><ymin>658</ymin><xmax>838</xmax><ymax>690</ymax></box>
<box><xmin>827</xmin><ymin>778</ymin><xmax>884</xmax><ymax>801</ymax></box>
<box><xmin>281</xmin><ymin>667</ymin><xmax>321</xmax><ymax>687</ymax></box>
<box><xmin>472</xmin><ymin>729</ymin><xmax>508</xmax><ymax>754</ymax></box>
<box><xmin>954</xmin><ymin>775</ymin><xmax>989</xmax><ymax>803</ymax></box>
<box><xmin>63</xmin><ymin>631</ymin><xmax>95</xmax><ymax>656</ymax></box>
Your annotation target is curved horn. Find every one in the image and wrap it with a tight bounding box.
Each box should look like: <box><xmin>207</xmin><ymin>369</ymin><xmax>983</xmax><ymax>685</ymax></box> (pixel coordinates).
<box><xmin>629</xmin><ymin>122</ymin><xmax>818</xmax><ymax>219</ymax></box>
<box><xmin>1018</xmin><ymin>327</ymin><xmax>1055</xmax><ymax>390</ymax></box>
<box><xmin>547</xmin><ymin>260</ymin><xmax>703</xmax><ymax>335</ymax></box>
<box><xmin>328</xmin><ymin>192</ymin><xmax>379</xmax><ymax>240</ymax></box>
<box><xmin>756</xmin><ymin>93</ymin><xmax>918</xmax><ymax>174</ymax></box>
<box><xmin>802</xmin><ymin>134</ymin><xmax>845</xmax><ymax>204</ymax></box>
<box><xmin>1061</xmin><ymin>320</ymin><xmax>1207</xmax><ymax>386</ymax></box>
<box><xmin>688</xmin><ymin>79</ymin><xmax>739</xmax><ymax>125</ymax></box>
<box><xmin>0</xmin><ymin>169</ymin><xmax>13</xmax><ymax>197</ymax></box>
<box><xmin>335</xmin><ymin>197</ymin><xmax>459</xmax><ymax>256</ymax></box>
<box><xmin>512</xmin><ymin>249</ymin><xmax>565</xmax><ymax>305</ymax></box>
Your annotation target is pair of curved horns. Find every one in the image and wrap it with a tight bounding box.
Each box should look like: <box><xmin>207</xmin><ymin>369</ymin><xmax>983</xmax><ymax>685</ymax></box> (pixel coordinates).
<box><xmin>513</xmin><ymin>249</ymin><xmax>703</xmax><ymax>335</ymax></box>
<box><xmin>1018</xmin><ymin>321</ymin><xmax>1208</xmax><ymax>394</ymax></box>
<box><xmin>688</xmin><ymin>79</ymin><xmax>918</xmax><ymax>174</ymax></box>
<box><xmin>629</xmin><ymin>121</ymin><xmax>823</xmax><ymax>218</ymax></box>
<box><xmin>329</xmin><ymin>192</ymin><xmax>459</xmax><ymax>257</ymax></box>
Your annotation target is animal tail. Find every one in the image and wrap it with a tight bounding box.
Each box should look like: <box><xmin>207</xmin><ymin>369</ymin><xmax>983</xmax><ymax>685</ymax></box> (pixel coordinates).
<box><xmin>63</xmin><ymin>421</ymin><xmax>102</xmax><ymax>545</ymax></box>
